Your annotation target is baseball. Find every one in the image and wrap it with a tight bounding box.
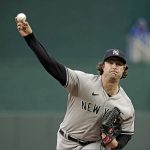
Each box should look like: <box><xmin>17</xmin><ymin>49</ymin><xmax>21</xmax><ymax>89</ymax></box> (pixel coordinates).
<box><xmin>16</xmin><ymin>13</ymin><xmax>26</xmax><ymax>22</ymax></box>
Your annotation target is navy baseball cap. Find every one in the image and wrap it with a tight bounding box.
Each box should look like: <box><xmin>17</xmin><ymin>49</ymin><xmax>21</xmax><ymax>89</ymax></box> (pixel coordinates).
<box><xmin>103</xmin><ymin>49</ymin><xmax>126</xmax><ymax>64</ymax></box>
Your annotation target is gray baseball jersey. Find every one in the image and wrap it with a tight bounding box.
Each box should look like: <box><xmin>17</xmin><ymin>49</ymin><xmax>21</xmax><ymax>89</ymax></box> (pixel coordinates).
<box><xmin>59</xmin><ymin>68</ymin><xmax>134</xmax><ymax>142</ymax></box>
<box><xmin>23</xmin><ymin>33</ymin><xmax>134</xmax><ymax>149</ymax></box>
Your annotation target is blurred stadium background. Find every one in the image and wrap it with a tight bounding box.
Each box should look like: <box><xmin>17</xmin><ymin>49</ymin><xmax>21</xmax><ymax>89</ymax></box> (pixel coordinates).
<box><xmin>0</xmin><ymin>0</ymin><xmax>150</xmax><ymax>149</ymax></box>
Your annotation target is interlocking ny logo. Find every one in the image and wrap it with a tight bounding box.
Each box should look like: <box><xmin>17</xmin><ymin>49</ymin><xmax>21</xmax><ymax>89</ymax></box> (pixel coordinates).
<box><xmin>113</xmin><ymin>49</ymin><xmax>119</xmax><ymax>55</ymax></box>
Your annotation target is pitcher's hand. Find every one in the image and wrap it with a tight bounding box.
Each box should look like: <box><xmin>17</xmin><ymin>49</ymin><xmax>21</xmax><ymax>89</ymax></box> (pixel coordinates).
<box><xmin>15</xmin><ymin>17</ymin><xmax>32</xmax><ymax>37</ymax></box>
<box><xmin>101</xmin><ymin>133</ymin><xmax>118</xmax><ymax>149</ymax></box>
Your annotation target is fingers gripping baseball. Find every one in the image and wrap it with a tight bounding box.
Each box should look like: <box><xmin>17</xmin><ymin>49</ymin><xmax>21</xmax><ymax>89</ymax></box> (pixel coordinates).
<box><xmin>15</xmin><ymin>13</ymin><xmax>32</xmax><ymax>37</ymax></box>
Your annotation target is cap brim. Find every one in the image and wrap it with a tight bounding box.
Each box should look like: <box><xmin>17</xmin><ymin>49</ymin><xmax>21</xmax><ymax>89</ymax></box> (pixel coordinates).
<box><xmin>104</xmin><ymin>56</ymin><xmax>126</xmax><ymax>64</ymax></box>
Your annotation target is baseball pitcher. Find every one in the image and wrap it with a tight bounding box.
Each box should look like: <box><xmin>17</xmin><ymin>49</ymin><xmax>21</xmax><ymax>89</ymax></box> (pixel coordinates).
<box><xmin>15</xmin><ymin>15</ymin><xmax>135</xmax><ymax>150</ymax></box>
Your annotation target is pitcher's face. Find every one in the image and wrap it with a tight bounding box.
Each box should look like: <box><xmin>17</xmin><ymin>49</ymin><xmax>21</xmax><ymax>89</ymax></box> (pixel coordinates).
<box><xmin>102</xmin><ymin>57</ymin><xmax>126</xmax><ymax>81</ymax></box>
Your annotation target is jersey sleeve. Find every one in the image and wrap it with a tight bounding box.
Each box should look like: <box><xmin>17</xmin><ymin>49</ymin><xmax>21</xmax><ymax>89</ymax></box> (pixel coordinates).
<box><xmin>65</xmin><ymin>68</ymin><xmax>80</xmax><ymax>95</ymax></box>
<box><xmin>121</xmin><ymin>111</ymin><xmax>135</xmax><ymax>135</ymax></box>
<box><xmin>119</xmin><ymin>88</ymin><xmax>135</xmax><ymax>135</ymax></box>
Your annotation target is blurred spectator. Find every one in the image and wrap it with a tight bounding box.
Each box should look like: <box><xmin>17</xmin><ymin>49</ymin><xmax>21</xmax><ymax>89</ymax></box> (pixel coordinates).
<box><xmin>127</xmin><ymin>17</ymin><xmax>150</xmax><ymax>63</ymax></box>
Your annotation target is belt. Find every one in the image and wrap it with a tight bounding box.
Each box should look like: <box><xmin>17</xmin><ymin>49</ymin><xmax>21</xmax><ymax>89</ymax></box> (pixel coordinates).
<box><xmin>59</xmin><ymin>129</ymin><xmax>96</xmax><ymax>146</ymax></box>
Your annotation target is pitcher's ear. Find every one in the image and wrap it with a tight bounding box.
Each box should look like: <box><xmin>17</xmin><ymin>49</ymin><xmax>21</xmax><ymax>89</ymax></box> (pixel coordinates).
<box><xmin>122</xmin><ymin>65</ymin><xmax>128</xmax><ymax>79</ymax></box>
<box><xmin>125</xmin><ymin>65</ymin><xmax>128</xmax><ymax>70</ymax></box>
